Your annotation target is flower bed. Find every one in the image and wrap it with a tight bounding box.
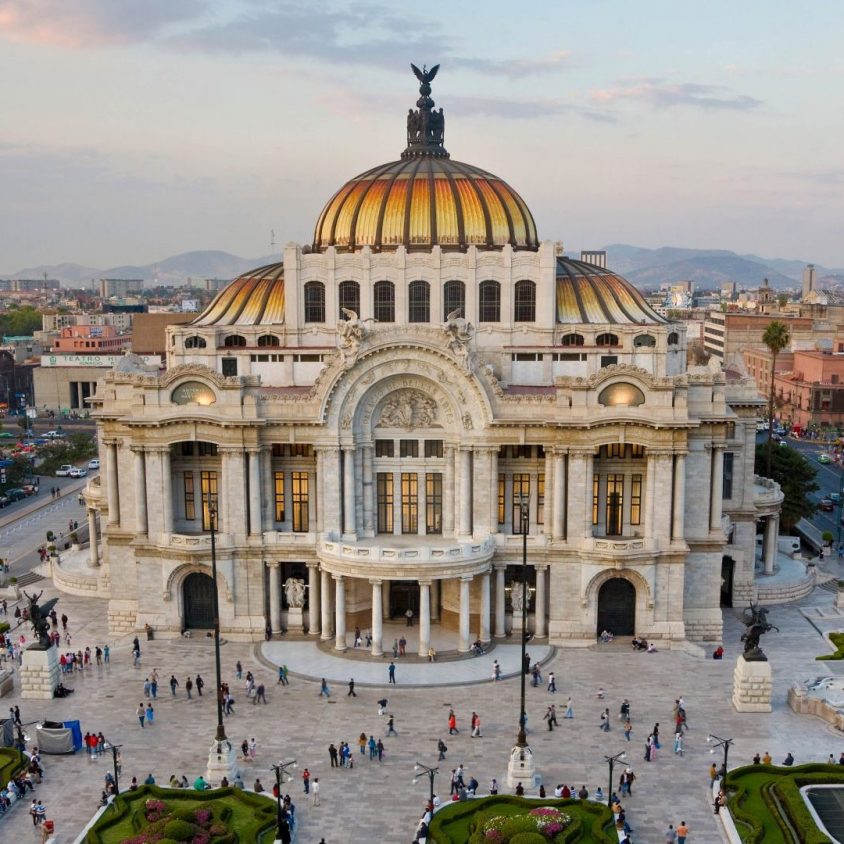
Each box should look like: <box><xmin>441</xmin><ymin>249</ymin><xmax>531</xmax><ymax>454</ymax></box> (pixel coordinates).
<box><xmin>83</xmin><ymin>785</ymin><xmax>278</xmax><ymax>844</ymax></box>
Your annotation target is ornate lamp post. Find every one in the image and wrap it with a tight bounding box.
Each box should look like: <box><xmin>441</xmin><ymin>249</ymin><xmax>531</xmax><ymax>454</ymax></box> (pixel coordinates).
<box><xmin>707</xmin><ymin>733</ymin><xmax>733</xmax><ymax>786</ymax></box>
<box><xmin>204</xmin><ymin>504</ymin><xmax>238</xmax><ymax>783</ymax></box>
<box><xmin>413</xmin><ymin>762</ymin><xmax>439</xmax><ymax>804</ymax></box>
<box><xmin>103</xmin><ymin>741</ymin><xmax>122</xmax><ymax>797</ymax></box>
<box><xmin>270</xmin><ymin>759</ymin><xmax>297</xmax><ymax>841</ymax></box>
<box><xmin>506</xmin><ymin>492</ymin><xmax>537</xmax><ymax>788</ymax></box>
<box><xmin>604</xmin><ymin>750</ymin><xmax>627</xmax><ymax>807</ymax></box>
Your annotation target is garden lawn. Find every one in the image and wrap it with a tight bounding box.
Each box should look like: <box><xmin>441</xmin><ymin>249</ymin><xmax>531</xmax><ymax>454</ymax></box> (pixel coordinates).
<box><xmin>0</xmin><ymin>747</ymin><xmax>26</xmax><ymax>784</ymax></box>
<box><xmin>84</xmin><ymin>784</ymin><xmax>278</xmax><ymax>843</ymax></box>
<box><xmin>817</xmin><ymin>631</ymin><xmax>844</xmax><ymax>660</ymax></box>
<box><xmin>429</xmin><ymin>795</ymin><xmax>616</xmax><ymax>844</ymax></box>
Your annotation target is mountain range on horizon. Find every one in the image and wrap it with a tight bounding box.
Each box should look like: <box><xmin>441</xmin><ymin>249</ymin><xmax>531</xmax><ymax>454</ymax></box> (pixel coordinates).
<box><xmin>4</xmin><ymin>246</ymin><xmax>843</xmax><ymax>291</ymax></box>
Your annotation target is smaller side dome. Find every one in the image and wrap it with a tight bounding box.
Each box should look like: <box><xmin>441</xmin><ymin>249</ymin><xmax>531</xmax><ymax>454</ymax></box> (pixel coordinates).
<box><xmin>193</xmin><ymin>263</ymin><xmax>285</xmax><ymax>326</ymax></box>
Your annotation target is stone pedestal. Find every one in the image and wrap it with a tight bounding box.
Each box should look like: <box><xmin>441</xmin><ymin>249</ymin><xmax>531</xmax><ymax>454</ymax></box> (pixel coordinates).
<box><xmin>506</xmin><ymin>744</ymin><xmax>537</xmax><ymax>789</ymax></box>
<box><xmin>836</xmin><ymin>588</ymin><xmax>844</xmax><ymax>609</ymax></box>
<box><xmin>20</xmin><ymin>646</ymin><xmax>60</xmax><ymax>700</ymax></box>
<box><xmin>286</xmin><ymin>607</ymin><xmax>304</xmax><ymax>634</ymax></box>
<box><xmin>732</xmin><ymin>655</ymin><xmax>772</xmax><ymax>712</ymax></box>
<box><xmin>205</xmin><ymin>737</ymin><xmax>240</xmax><ymax>785</ymax></box>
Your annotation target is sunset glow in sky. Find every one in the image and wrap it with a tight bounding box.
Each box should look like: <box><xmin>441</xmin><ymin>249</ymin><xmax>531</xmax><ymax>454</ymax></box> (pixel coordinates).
<box><xmin>1</xmin><ymin>0</ymin><xmax>843</xmax><ymax>270</ymax></box>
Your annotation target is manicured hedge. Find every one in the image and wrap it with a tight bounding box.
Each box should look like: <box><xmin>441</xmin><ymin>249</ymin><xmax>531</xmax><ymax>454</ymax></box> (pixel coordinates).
<box><xmin>816</xmin><ymin>631</ymin><xmax>844</xmax><ymax>660</ymax></box>
<box><xmin>0</xmin><ymin>747</ymin><xmax>26</xmax><ymax>785</ymax></box>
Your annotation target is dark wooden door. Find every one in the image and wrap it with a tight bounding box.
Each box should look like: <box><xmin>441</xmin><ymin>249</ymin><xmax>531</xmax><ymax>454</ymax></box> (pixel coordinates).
<box><xmin>389</xmin><ymin>582</ymin><xmax>418</xmax><ymax>619</ymax></box>
<box><xmin>183</xmin><ymin>572</ymin><xmax>215</xmax><ymax>629</ymax></box>
<box><xmin>596</xmin><ymin>578</ymin><xmax>636</xmax><ymax>636</ymax></box>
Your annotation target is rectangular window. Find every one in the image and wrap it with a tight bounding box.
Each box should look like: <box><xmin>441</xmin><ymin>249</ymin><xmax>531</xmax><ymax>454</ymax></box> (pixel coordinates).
<box><xmin>292</xmin><ymin>471</ymin><xmax>309</xmax><ymax>532</ymax></box>
<box><xmin>630</xmin><ymin>474</ymin><xmax>642</xmax><ymax>526</ymax></box>
<box><xmin>273</xmin><ymin>471</ymin><xmax>285</xmax><ymax>522</ymax></box>
<box><xmin>512</xmin><ymin>473</ymin><xmax>530</xmax><ymax>533</ymax></box>
<box><xmin>722</xmin><ymin>452</ymin><xmax>734</xmax><ymax>500</ymax></box>
<box><xmin>426</xmin><ymin>473</ymin><xmax>442</xmax><ymax>534</ymax></box>
<box><xmin>183</xmin><ymin>472</ymin><xmax>195</xmax><ymax>520</ymax></box>
<box><xmin>600</xmin><ymin>355</ymin><xmax>618</xmax><ymax>368</ymax></box>
<box><xmin>221</xmin><ymin>357</ymin><xmax>237</xmax><ymax>377</ymax></box>
<box><xmin>401</xmin><ymin>472</ymin><xmax>418</xmax><ymax>534</ymax></box>
<box><xmin>400</xmin><ymin>439</ymin><xmax>419</xmax><ymax>458</ymax></box>
<box><xmin>200</xmin><ymin>470</ymin><xmax>218</xmax><ymax>531</ymax></box>
<box><xmin>198</xmin><ymin>442</ymin><xmax>218</xmax><ymax>457</ymax></box>
<box><xmin>537</xmin><ymin>473</ymin><xmax>545</xmax><ymax>524</ymax></box>
<box><xmin>630</xmin><ymin>445</ymin><xmax>645</xmax><ymax>458</ymax></box>
<box><xmin>606</xmin><ymin>473</ymin><xmax>624</xmax><ymax>535</ymax></box>
<box><xmin>592</xmin><ymin>473</ymin><xmax>600</xmax><ymax>525</ymax></box>
<box><xmin>498</xmin><ymin>473</ymin><xmax>506</xmax><ymax>525</ymax></box>
<box><xmin>375</xmin><ymin>439</ymin><xmax>394</xmax><ymax>458</ymax></box>
<box><xmin>377</xmin><ymin>473</ymin><xmax>393</xmax><ymax>534</ymax></box>
<box><xmin>424</xmin><ymin>439</ymin><xmax>443</xmax><ymax>458</ymax></box>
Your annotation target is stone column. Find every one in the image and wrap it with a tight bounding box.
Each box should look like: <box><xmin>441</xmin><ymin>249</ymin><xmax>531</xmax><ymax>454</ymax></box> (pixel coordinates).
<box><xmin>268</xmin><ymin>562</ymin><xmax>281</xmax><ymax>633</ymax></box>
<box><xmin>655</xmin><ymin>454</ymin><xmax>674</xmax><ymax>543</ymax></box>
<box><xmin>161</xmin><ymin>447</ymin><xmax>173</xmax><ymax>535</ymax></box>
<box><xmin>334</xmin><ymin>575</ymin><xmax>346</xmax><ymax>651</ymax></box>
<box><xmin>430</xmin><ymin>579</ymin><xmax>440</xmax><ymax>621</ymax></box>
<box><xmin>534</xmin><ymin>565</ymin><xmax>547</xmax><ymax>638</ymax></box>
<box><xmin>443</xmin><ymin>446</ymin><xmax>455</xmax><ymax>535</ymax></box>
<box><xmin>87</xmin><ymin>508</ymin><xmax>99</xmax><ymax>568</ymax></box>
<box><xmin>458</xmin><ymin>576</ymin><xmax>471</xmax><ymax>652</ymax></box>
<box><xmin>552</xmin><ymin>450</ymin><xmax>565</xmax><ymax>540</ymax></box>
<box><xmin>133</xmin><ymin>447</ymin><xmax>147</xmax><ymax>535</ymax></box>
<box><xmin>308</xmin><ymin>563</ymin><xmax>321</xmax><ymax>635</ymax></box>
<box><xmin>672</xmin><ymin>452</ymin><xmax>687</xmax><ymax>542</ymax></box>
<box><xmin>320</xmin><ymin>569</ymin><xmax>332</xmax><ymax>641</ymax></box>
<box><xmin>583</xmin><ymin>450</ymin><xmax>594</xmax><ymax>539</ymax></box>
<box><xmin>343</xmin><ymin>446</ymin><xmax>356</xmax><ymax>538</ymax></box>
<box><xmin>645</xmin><ymin>453</ymin><xmax>657</xmax><ymax>542</ymax></box>
<box><xmin>248</xmin><ymin>448</ymin><xmax>262</xmax><ymax>536</ymax></box>
<box><xmin>480</xmin><ymin>571</ymin><xmax>491</xmax><ymax>642</ymax></box>
<box><xmin>106</xmin><ymin>440</ymin><xmax>120</xmax><ymax>526</ymax></box>
<box><xmin>764</xmin><ymin>514</ymin><xmax>778</xmax><ymax>575</ymax></box>
<box><xmin>489</xmin><ymin>447</ymin><xmax>499</xmax><ymax>535</ymax></box>
<box><xmin>319</xmin><ymin>447</ymin><xmax>342</xmax><ymax>537</ymax></box>
<box><xmin>262</xmin><ymin>448</ymin><xmax>274</xmax><ymax>532</ymax></box>
<box><xmin>542</xmin><ymin>450</ymin><xmax>553</xmax><ymax>532</ymax></box>
<box><xmin>494</xmin><ymin>564</ymin><xmax>506</xmax><ymax>638</ymax></box>
<box><xmin>362</xmin><ymin>445</ymin><xmax>374</xmax><ymax>535</ymax></box>
<box><xmin>418</xmin><ymin>580</ymin><xmax>431</xmax><ymax>655</ymax></box>
<box><xmin>314</xmin><ymin>449</ymin><xmax>324</xmax><ymax>534</ymax></box>
<box><xmin>458</xmin><ymin>448</ymin><xmax>472</xmax><ymax>537</ymax></box>
<box><xmin>417</xmin><ymin>470</ymin><xmax>427</xmax><ymax>536</ymax></box>
<box><xmin>371</xmin><ymin>579</ymin><xmax>383</xmax><ymax>655</ymax></box>
<box><xmin>710</xmin><ymin>445</ymin><xmax>725</xmax><ymax>531</ymax></box>
<box><xmin>381</xmin><ymin>580</ymin><xmax>391</xmax><ymax>620</ymax></box>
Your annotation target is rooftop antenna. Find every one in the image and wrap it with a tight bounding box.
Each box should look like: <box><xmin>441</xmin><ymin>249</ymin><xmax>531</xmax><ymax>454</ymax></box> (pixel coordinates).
<box><xmin>270</xmin><ymin>228</ymin><xmax>276</xmax><ymax>252</ymax></box>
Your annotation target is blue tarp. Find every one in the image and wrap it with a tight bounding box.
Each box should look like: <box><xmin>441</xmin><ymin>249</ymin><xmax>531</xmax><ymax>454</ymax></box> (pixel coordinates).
<box><xmin>63</xmin><ymin>719</ymin><xmax>83</xmax><ymax>751</ymax></box>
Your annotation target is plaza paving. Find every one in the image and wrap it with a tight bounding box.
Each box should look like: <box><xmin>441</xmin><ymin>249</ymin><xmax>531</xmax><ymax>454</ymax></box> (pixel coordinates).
<box><xmin>2</xmin><ymin>579</ymin><xmax>844</xmax><ymax>844</ymax></box>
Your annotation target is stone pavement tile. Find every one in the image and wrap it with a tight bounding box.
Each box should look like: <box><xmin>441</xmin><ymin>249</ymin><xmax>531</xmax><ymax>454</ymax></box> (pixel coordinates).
<box><xmin>1</xmin><ymin>582</ymin><xmax>843</xmax><ymax>843</ymax></box>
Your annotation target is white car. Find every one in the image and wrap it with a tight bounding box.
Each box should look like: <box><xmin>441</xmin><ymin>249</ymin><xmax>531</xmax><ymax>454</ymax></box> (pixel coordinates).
<box><xmin>55</xmin><ymin>465</ymin><xmax>74</xmax><ymax>476</ymax></box>
<box><xmin>68</xmin><ymin>467</ymin><xmax>88</xmax><ymax>478</ymax></box>
<box><xmin>45</xmin><ymin>430</ymin><xmax>66</xmax><ymax>439</ymax></box>
<box><xmin>88</xmin><ymin>458</ymin><xmax>100</xmax><ymax>470</ymax></box>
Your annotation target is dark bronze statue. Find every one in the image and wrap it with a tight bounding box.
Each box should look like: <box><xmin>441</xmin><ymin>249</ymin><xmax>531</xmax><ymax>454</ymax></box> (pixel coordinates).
<box><xmin>24</xmin><ymin>589</ymin><xmax>59</xmax><ymax>650</ymax></box>
<box><xmin>740</xmin><ymin>602</ymin><xmax>778</xmax><ymax>661</ymax></box>
<box><xmin>404</xmin><ymin>63</ymin><xmax>447</xmax><ymax>155</ymax></box>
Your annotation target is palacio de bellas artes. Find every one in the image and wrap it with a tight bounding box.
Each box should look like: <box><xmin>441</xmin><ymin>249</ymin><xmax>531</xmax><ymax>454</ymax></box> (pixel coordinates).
<box><xmin>81</xmin><ymin>65</ymin><xmax>775</xmax><ymax>656</ymax></box>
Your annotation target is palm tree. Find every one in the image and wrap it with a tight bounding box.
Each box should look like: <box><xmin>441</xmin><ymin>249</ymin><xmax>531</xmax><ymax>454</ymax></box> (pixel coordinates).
<box><xmin>762</xmin><ymin>320</ymin><xmax>790</xmax><ymax>477</ymax></box>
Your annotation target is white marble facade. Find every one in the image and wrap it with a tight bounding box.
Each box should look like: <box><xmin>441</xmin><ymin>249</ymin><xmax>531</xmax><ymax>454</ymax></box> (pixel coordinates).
<box><xmin>84</xmin><ymin>240</ymin><xmax>770</xmax><ymax>649</ymax></box>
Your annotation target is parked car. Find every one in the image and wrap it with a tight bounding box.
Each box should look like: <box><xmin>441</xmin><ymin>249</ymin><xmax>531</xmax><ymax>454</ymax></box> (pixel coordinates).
<box><xmin>4</xmin><ymin>488</ymin><xmax>26</xmax><ymax>502</ymax></box>
<box><xmin>55</xmin><ymin>465</ymin><xmax>74</xmax><ymax>476</ymax></box>
<box><xmin>0</xmin><ymin>432</ymin><xmax>14</xmax><ymax>439</ymax></box>
<box><xmin>820</xmin><ymin>498</ymin><xmax>834</xmax><ymax>512</ymax></box>
<box><xmin>819</xmin><ymin>454</ymin><xmax>832</xmax><ymax>464</ymax></box>
<box><xmin>830</xmin><ymin>492</ymin><xmax>842</xmax><ymax>504</ymax></box>
<box><xmin>22</xmin><ymin>482</ymin><xmax>39</xmax><ymax>495</ymax></box>
<box><xmin>0</xmin><ymin>494</ymin><xmax>8</xmax><ymax>508</ymax></box>
<box><xmin>88</xmin><ymin>458</ymin><xmax>100</xmax><ymax>470</ymax></box>
<box><xmin>44</xmin><ymin>430</ymin><xmax>66</xmax><ymax>439</ymax></box>
<box><xmin>68</xmin><ymin>467</ymin><xmax>87</xmax><ymax>478</ymax></box>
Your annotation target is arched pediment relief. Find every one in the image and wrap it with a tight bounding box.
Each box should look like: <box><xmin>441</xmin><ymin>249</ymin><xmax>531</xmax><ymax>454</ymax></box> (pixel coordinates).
<box><xmin>165</xmin><ymin>561</ymin><xmax>233</xmax><ymax>605</ymax></box>
<box><xmin>582</xmin><ymin>567</ymin><xmax>653</xmax><ymax>610</ymax></box>
<box><xmin>375</xmin><ymin>388</ymin><xmax>440</xmax><ymax>430</ymax></box>
<box><xmin>160</xmin><ymin>364</ymin><xmax>231</xmax><ymax>390</ymax></box>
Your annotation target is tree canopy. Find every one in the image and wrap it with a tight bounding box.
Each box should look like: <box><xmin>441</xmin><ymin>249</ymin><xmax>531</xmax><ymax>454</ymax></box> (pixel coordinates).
<box><xmin>0</xmin><ymin>305</ymin><xmax>42</xmax><ymax>337</ymax></box>
<box><xmin>755</xmin><ymin>444</ymin><xmax>818</xmax><ymax>531</ymax></box>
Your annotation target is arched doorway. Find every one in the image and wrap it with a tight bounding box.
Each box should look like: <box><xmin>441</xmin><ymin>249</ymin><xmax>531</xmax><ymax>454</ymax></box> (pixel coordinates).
<box><xmin>389</xmin><ymin>582</ymin><xmax>418</xmax><ymax>620</ymax></box>
<box><xmin>720</xmin><ymin>556</ymin><xmax>735</xmax><ymax>608</ymax></box>
<box><xmin>596</xmin><ymin>578</ymin><xmax>636</xmax><ymax>636</ymax></box>
<box><xmin>183</xmin><ymin>572</ymin><xmax>216</xmax><ymax>629</ymax></box>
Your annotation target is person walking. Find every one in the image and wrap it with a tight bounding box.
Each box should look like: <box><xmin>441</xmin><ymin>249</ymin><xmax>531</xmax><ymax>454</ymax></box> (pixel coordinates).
<box><xmin>136</xmin><ymin>703</ymin><xmax>145</xmax><ymax>728</ymax></box>
<box><xmin>312</xmin><ymin>777</ymin><xmax>320</xmax><ymax>806</ymax></box>
<box><xmin>169</xmin><ymin>675</ymin><xmax>179</xmax><ymax>696</ymax></box>
<box><xmin>493</xmin><ymin>659</ymin><xmax>501</xmax><ymax>681</ymax></box>
<box><xmin>185</xmin><ymin>677</ymin><xmax>193</xmax><ymax>699</ymax></box>
<box><xmin>348</xmin><ymin>678</ymin><xmax>357</xmax><ymax>697</ymax></box>
<box><xmin>103</xmin><ymin>643</ymin><xmax>110</xmax><ymax>664</ymax></box>
<box><xmin>235</xmin><ymin>660</ymin><xmax>243</xmax><ymax>680</ymax></box>
<box><xmin>547</xmin><ymin>672</ymin><xmax>556</xmax><ymax>693</ymax></box>
<box><xmin>145</xmin><ymin>703</ymin><xmax>155</xmax><ymax>725</ymax></box>
<box><xmin>319</xmin><ymin>678</ymin><xmax>330</xmax><ymax>697</ymax></box>
<box><xmin>665</xmin><ymin>824</ymin><xmax>677</xmax><ymax>843</ymax></box>
<box><xmin>387</xmin><ymin>714</ymin><xmax>398</xmax><ymax>736</ymax></box>
<box><xmin>329</xmin><ymin>743</ymin><xmax>339</xmax><ymax>767</ymax></box>
<box><xmin>471</xmin><ymin>712</ymin><xmax>482</xmax><ymax>737</ymax></box>
<box><xmin>600</xmin><ymin>708</ymin><xmax>610</xmax><ymax>731</ymax></box>
<box><xmin>388</xmin><ymin>662</ymin><xmax>396</xmax><ymax>684</ymax></box>
<box><xmin>564</xmin><ymin>697</ymin><xmax>574</xmax><ymax>718</ymax></box>
<box><xmin>674</xmin><ymin>731</ymin><xmax>684</xmax><ymax>756</ymax></box>
<box><xmin>195</xmin><ymin>674</ymin><xmax>204</xmax><ymax>696</ymax></box>
<box><xmin>254</xmin><ymin>682</ymin><xmax>266</xmax><ymax>704</ymax></box>
<box><xmin>302</xmin><ymin>768</ymin><xmax>310</xmax><ymax>794</ymax></box>
<box><xmin>676</xmin><ymin>820</ymin><xmax>689</xmax><ymax>844</ymax></box>
<box><xmin>448</xmin><ymin>709</ymin><xmax>458</xmax><ymax>734</ymax></box>
<box><xmin>623</xmin><ymin>719</ymin><xmax>633</xmax><ymax>741</ymax></box>
<box><xmin>545</xmin><ymin>706</ymin><xmax>555</xmax><ymax>731</ymax></box>
<box><xmin>437</xmin><ymin>738</ymin><xmax>447</xmax><ymax>761</ymax></box>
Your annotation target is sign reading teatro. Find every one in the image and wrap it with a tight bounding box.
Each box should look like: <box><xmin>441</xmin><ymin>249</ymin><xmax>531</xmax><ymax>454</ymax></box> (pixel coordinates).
<box><xmin>41</xmin><ymin>354</ymin><xmax>162</xmax><ymax>368</ymax></box>
<box><xmin>171</xmin><ymin>381</ymin><xmax>217</xmax><ymax>406</ymax></box>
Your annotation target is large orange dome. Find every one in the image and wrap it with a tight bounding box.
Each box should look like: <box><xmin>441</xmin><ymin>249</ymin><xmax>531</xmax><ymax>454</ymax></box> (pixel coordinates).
<box><xmin>312</xmin><ymin>64</ymin><xmax>538</xmax><ymax>254</ymax></box>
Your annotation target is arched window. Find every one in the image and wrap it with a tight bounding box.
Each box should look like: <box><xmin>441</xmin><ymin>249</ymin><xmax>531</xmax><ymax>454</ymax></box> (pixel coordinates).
<box><xmin>596</xmin><ymin>333</ymin><xmax>619</xmax><ymax>347</ymax></box>
<box><xmin>257</xmin><ymin>334</ymin><xmax>280</xmax><ymax>347</ymax></box>
<box><xmin>443</xmin><ymin>280</ymin><xmax>465</xmax><ymax>321</ymax></box>
<box><xmin>304</xmin><ymin>281</ymin><xmax>325</xmax><ymax>323</ymax></box>
<box><xmin>560</xmin><ymin>333</ymin><xmax>584</xmax><ymax>347</ymax></box>
<box><xmin>479</xmin><ymin>280</ymin><xmax>500</xmax><ymax>323</ymax></box>
<box><xmin>373</xmin><ymin>280</ymin><xmax>395</xmax><ymax>323</ymax></box>
<box><xmin>184</xmin><ymin>335</ymin><xmax>206</xmax><ymax>349</ymax></box>
<box><xmin>408</xmin><ymin>280</ymin><xmax>430</xmax><ymax>323</ymax></box>
<box><xmin>338</xmin><ymin>280</ymin><xmax>360</xmax><ymax>318</ymax></box>
<box><xmin>223</xmin><ymin>335</ymin><xmax>246</xmax><ymax>347</ymax></box>
<box><xmin>633</xmin><ymin>334</ymin><xmax>656</xmax><ymax>348</ymax></box>
<box><xmin>514</xmin><ymin>280</ymin><xmax>536</xmax><ymax>322</ymax></box>
<box><xmin>668</xmin><ymin>331</ymin><xmax>680</xmax><ymax>346</ymax></box>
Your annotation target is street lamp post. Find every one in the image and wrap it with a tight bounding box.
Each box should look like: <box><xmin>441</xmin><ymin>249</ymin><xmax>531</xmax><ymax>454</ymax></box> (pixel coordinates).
<box><xmin>707</xmin><ymin>733</ymin><xmax>733</xmax><ymax>787</ymax></box>
<box><xmin>517</xmin><ymin>492</ymin><xmax>529</xmax><ymax>747</ymax></box>
<box><xmin>209</xmin><ymin>506</ymin><xmax>226</xmax><ymax>745</ymax></box>
<box><xmin>105</xmin><ymin>741</ymin><xmax>122</xmax><ymax>795</ymax></box>
<box><xmin>837</xmin><ymin>471</ymin><xmax>844</xmax><ymax>552</ymax></box>
<box><xmin>413</xmin><ymin>762</ymin><xmax>438</xmax><ymax>804</ymax></box>
<box><xmin>604</xmin><ymin>750</ymin><xmax>627</xmax><ymax>807</ymax></box>
<box><xmin>270</xmin><ymin>759</ymin><xmax>297</xmax><ymax>841</ymax></box>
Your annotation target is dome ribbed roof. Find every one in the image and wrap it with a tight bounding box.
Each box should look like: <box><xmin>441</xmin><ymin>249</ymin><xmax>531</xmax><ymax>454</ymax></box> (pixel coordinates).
<box><xmin>555</xmin><ymin>258</ymin><xmax>666</xmax><ymax>325</ymax></box>
<box><xmin>312</xmin><ymin>156</ymin><xmax>538</xmax><ymax>253</ymax></box>
<box><xmin>193</xmin><ymin>263</ymin><xmax>284</xmax><ymax>326</ymax></box>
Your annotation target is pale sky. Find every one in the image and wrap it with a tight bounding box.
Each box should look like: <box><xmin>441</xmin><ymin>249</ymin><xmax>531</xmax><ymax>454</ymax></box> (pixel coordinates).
<box><xmin>1</xmin><ymin>0</ymin><xmax>843</xmax><ymax>271</ymax></box>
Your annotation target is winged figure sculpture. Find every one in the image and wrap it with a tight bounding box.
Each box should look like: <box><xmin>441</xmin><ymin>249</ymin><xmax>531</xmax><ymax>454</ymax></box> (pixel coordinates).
<box><xmin>411</xmin><ymin>63</ymin><xmax>440</xmax><ymax>84</ymax></box>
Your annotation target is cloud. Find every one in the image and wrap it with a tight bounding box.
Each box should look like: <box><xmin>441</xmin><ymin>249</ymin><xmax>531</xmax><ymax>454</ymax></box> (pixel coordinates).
<box><xmin>448</xmin><ymin>95</ymin><xmax>616</xmax><ymax>123</ymax></box>
<box><xmin>590</xmin><ymin>79</ymin><xmax>762</xmax><ymax>111</ymax></box>
<box><xmin>453</xmin><ymin>51</ymin><xmax>572</xmax><ymax>79</ymax></box>
<box><xmin>0</xmin><ymin>0</ymin><xmax>208</xmax><ymax>47</ymax></box>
